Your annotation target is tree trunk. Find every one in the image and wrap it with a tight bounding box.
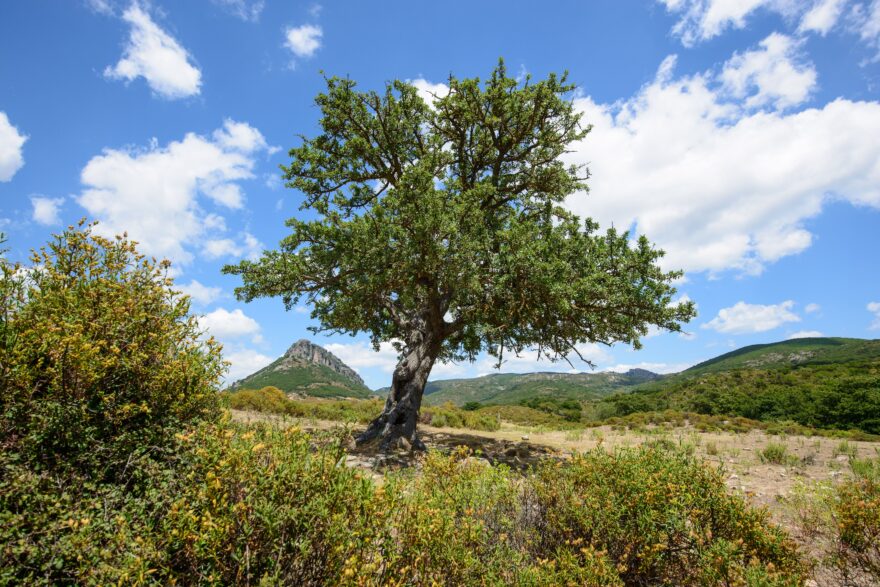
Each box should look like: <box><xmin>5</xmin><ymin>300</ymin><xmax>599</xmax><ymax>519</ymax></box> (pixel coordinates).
<box><xmin>355</xmin><ymin>333</ymin><xmax>440</xmax><ymax>452</ymax></box>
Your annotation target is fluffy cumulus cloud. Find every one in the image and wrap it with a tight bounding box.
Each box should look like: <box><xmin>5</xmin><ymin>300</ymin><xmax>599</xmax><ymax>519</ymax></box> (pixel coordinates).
<box><xmin>76</xmin><ymin>119</ymin><xmax>270</xmax><ymax>266</ymax></box>
<box><xmin>0</xmin><ymin>112</ymin><xmax>27</xmax><ymax>182</ymax></box>
<box><xmin>30</xmin><ymin>196</ymin><xmax>64</xmax><ymax>225</ymax></box>
<box><xmin>799</xmin><ymin>0</ymin><xmax>848</xmax><ymax>34</ymax></box>
<box><xmin>788</xmin><ymin>329</ymin><xmax>824</xmax><ymax>338</ymax></box>
<box><xmin>720</xmin><ymin>33</ymin><xmax>816</xmax><ymax>110</ymax></box>
<box><xmin>104</xmin><ymin>3</ymin><xmax>201</xmax><ymax>99</ymax></box>
<box><xmin>409</xmin><ymin>79</ymin><xmax>451</xmax><ymax>108</ymax></box>
<box><xmin>657</xmin><ymin>0</ymin><xmax>800</xmax><ymax>46</ymax></box>
<box><xmin>658</xmin><ymin>0</ymin><xmax>880</xmax><ymax>56</ymax></box>
<box><xmin>284</xmin><ymin>24</ymin><xmax>322</xmax><ymax>59</ymax></box>
<box><xmin>225</xmin><ymin>349</ymin><xmax>273</xmax><ymax>382</ymax></box>
<box><xmin>703</xmin><ymin>300</ymin><xmax>800</xmax><ymax>334</ymax></box>
<box><xmin>562</xmin><ymin>43</ymin><xmax>880</xmax><ymax>275</ymax></box>
<box><xmin>200</xmin><ymin>307</ymin><xmax>261</xmax><ymax>341</ymax></box>
<box><xmin>324</xmin><ymin>340</ymin><xmax>401</xmax><ymax>374</ymax></box>
<box><xmin>869</xmin><ymin>301</ymin><xmax>880</xmax><ymax>329</ymax></box>
<box><xmin>177</xmin><ymin>279</ymin><xmax>222</xmax><ymax>305</ymax></box>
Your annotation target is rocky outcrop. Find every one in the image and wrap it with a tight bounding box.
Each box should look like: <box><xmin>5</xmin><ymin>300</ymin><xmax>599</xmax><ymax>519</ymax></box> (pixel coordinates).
<box><xmin>272</xmin><ymin>339</ymin><xmax>366</xmax><ymax>387</ymax></box>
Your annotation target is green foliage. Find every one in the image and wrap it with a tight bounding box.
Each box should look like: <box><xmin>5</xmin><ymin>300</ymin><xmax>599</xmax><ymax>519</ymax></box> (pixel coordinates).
<box><xmin>421</xmin><ymin>370</ymin><xmax>657</xmax><ymax>408</ymax></box>
<box><xmin>830</xmin><ymin>456</ymin><xmax>880</xmax><ymax>583</ymax></box>
<box><xmin>224</xmin><ymin>59</ymin><xmax>693</xmax><ymax>390</ymax></box>
<box><xmin>0</xmin><ymin>222</ymin><xmax>223</xmax><ymax>477</ymax></box>
<box><xmin>462</xmin><ymin>401</ymin><xmax>483</xmax><ymax>411</ymax></box>
<box><xmin>231</xmin><ymin>358</ymin><xmax>371</xmax><ymax>398</ymax></box>
<box><xmin>1</xmin><ymin>422</ymin><xmax>808</xmax><ymax>585</ymax></box>
<box><xmin>423</xmin><ymin>402</ymin><xmax>500</xmax><ymax>432</ymax></box>
<box><xmin>598</xmin><ymin>358</ymin><xmax>880</xmax><ymax>435</ymax></box>
<box><xmin>519</xmin><ymin>397</ymin><xmax>582</xmax><ymax>422</ymax></box>
<box><xmin>529</xmin><ymin>447</ymin><xmax>807</xmax><ymax>585</ymax></box>
<box><xmin>228</xmin><ymin>387</ymin><xmax>500</xmax><ymax>432</ymax></box>
<box><xmin>760</xmin><ymin>442</ymin><xmax>798</xmax><ymax>466</ymax></box>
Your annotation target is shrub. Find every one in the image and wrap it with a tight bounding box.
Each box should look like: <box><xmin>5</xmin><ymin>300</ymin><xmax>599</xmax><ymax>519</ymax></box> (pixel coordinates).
<box><xmin>528</xmin><ymin>446</ymin><xmax>807</xmax><ymax>585</ymax></box>
<box><xmin>0</xmin><ymin>223</ymin><xmax>223</xmax><ymax>477</ymax></box>
<box><xmin>760</xmin><ymin>442</ymin><xmax>797</xmax><ymax>466</ymax></box>
<box><xmin>829</xmin><ymin>457</ymin><xmax>880</xmax><ymax>584</ymax></box>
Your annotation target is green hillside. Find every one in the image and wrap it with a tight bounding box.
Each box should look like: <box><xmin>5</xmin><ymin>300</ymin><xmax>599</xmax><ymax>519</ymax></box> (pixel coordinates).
<box><xmin>595</xmin><ymin>337</ymin><xmax>880</xmax><ymax>434</ymax></box>
<box><xmin>229</xmin><ymin>340</ymin><xmax>372</xmax><ymax>399</ymax></box>
<box><xmin>419</xmin><ymin>369</ymin><xmax>661</xmax><ymax>407</ymax></box>
<box><xmin>681</xmin><ymin>337</ymin><xmax>880</xmax><ymax>376</ymax></box>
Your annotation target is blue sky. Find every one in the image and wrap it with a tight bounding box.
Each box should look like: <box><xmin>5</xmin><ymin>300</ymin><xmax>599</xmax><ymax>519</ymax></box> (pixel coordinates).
<box><xmin>2</xmin><ymin>0</ymin><xmax>879</xmax><ymax>389</ymax></box>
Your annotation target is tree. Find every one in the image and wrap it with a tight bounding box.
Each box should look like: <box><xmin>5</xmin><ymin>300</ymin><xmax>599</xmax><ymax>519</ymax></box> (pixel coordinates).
<box><xmin>224</xmin><ymin>62</ymin><xmax>696</xmax><ymax>450</ymax></box>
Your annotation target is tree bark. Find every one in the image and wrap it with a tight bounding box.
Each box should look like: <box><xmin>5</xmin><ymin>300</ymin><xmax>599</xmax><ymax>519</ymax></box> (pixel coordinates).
<box><xmin>355</xmin><ymin>332</ymin><xmax>440</xmax><ymax>452</ymax></box>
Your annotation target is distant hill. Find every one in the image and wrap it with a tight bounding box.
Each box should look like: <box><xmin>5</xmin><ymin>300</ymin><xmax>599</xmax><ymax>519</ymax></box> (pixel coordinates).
<box><xmin>597</xmin><ymin>337</ymin><xmax>880</xmax><ymax>434</ymax></box>
<box><xmin>417</xmin><ymin>369</ymin><xmax>661</xmax><ymax>406</ymax></box>
<box><xmin>682</xmin><ymin>337</ymin><xmax>880</xmax><ymax>376</ymax></box>
<box><xmin>229</xmin><ymin>339</ymin><xmax>372</xmax><ymax>398</ymax></box>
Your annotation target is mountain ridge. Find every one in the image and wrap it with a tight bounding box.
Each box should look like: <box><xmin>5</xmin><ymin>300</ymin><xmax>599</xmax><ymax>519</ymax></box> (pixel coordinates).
<box><xmin>229</xmin><ymin>339</ymin><xmax>371</xmax><ymax>398</ymax></box>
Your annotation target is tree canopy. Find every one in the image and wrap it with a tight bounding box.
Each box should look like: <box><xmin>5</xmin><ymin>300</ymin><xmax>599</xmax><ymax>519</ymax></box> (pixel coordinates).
<box><xmin>225</xmin><ymin>61</ymin><xmax>695</xmax><ymax>449</ymax></box>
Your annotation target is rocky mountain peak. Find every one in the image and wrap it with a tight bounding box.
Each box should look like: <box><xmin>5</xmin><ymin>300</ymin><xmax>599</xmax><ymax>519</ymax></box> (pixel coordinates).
<box><xmin>282</xmin><ymin>339</ymin><xmax>365</xmax><ymax>386</ymax></box>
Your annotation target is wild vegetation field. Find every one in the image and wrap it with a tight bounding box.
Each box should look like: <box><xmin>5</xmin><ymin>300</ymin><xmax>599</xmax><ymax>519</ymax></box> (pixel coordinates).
<box><xmin>3</xmin><ymin>226</ymin><xmax>878</xmax><ymax>586</ymax></box>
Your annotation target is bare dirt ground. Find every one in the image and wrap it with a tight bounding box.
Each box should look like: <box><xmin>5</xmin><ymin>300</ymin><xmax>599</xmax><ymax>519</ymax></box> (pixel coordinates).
<box><xmin>231</xmin><ymin>409</ymin><xmax>880</xmax><ymax>585</ymax></box>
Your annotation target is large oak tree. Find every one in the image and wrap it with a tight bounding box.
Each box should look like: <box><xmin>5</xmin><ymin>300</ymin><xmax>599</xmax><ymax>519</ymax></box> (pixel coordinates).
<box><xmin>225</xmin><ymin>62</ymin><xmax>695</xmax><ymax>450</ymax></box>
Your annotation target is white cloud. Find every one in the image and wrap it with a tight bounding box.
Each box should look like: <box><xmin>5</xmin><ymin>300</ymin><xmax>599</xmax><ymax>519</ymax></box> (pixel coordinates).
<box><xmin>788</xmin><ymin>329</ymin><xmax>824</xmax><ymax>338</ymax></box>
<box><xmin>703</xmin><ymin>300</ymin><xmax>800</xmax><ymax>334</ymax></box>
<box><xmin>561</xmin><ymin>48</ymin><xmax>880</xmax><ymax>275</ymax></box>
<box><xmin>225</xmin><ymin>348</ymin><xmax>273</xmax><ymax>382</ymax></box>
<box><xmin>212</xmin><ymin>0</ymin><xmax>264</xmax><ymax>22</ymax></box>
<box><xmin>805</xmin><ymin>302</ymin><xmax>821</xmax><ymax>313</ymax></box>
<box><xmin>201</xmin><ymin>307</ymin><xmax>261</xmax><ymax>340</ymax></box>
<box><xmin>76</xmin><ymin>120</ymin><xmax>269</xmax><ymax>265</ymax></box>
<box><xmin>294</xmin><ymin>305</ymin><xmax>310</xmax><ymax>314</ymax></box>
<box><xmin>324</xmin><ymin>340</ymin><xmax>401</xmax><ymax>373</ymax></box>
<box><xmin>601</xmin><ymin>361</ymin><xmax>692</xmax><ymax>374</ymax></box>
<box><xmin>409</xmin><ymin>78</ymin><xmax>450</xmax><ymax>109</ymax></box>
<box><xmin>30</xmin><ymin>196</ymin><xmax>64</xmax><ymax>225</ymax></box>
<box><xmin>284</xmin><ymin>24</ymin><xmax>322</xmax><ymax>58</ymax></box>
<box><xmin>852</xmin><ymin>0</ymin><xmax>880</xmax><ymax>59</ymax></box>
<box><xmin>0</xmin><ymin>112</ymin><xmax>26</xmax><ymax>182</ymax></box>
<box><xmin>177</xmin><ymin>279</ymin><xmax>222</xmax><ymax>305</ymax></box>
<box><xmin>104</xmin><ymin>3</ymin><xmax>201</xmax><ymax>99</ymax></box>
<box><xmin>657</xmin><ymin>0</ymin><xmax>800</xmax><ymax>46</ymax></box>
<box><xmin>203</xmin><ymin>232</ymin><xmax>263</xmax><ymax>261</ymax></box>
<box><xmin>86</xmin><ymin>0</ymin><xmax>115</xmax><ymax>15</ymax></box>
<box><xmin>720</xmin><ymin>33</ymin><xmax>816</xmax><ymax>110</ymax></box>
<box><xmin>799</xmin><ymin>0</ymin><xmax>848</xmax><ymax>34</ymax></box>
<box><xmin>868</xmin><ymin>301</ymin><xmax>880</xmax><ymax>329</ymax></box>
<box><xmin>476</xmin><ymin>343</ymin><xmax>613</xmax><ymax>374</ymax></box>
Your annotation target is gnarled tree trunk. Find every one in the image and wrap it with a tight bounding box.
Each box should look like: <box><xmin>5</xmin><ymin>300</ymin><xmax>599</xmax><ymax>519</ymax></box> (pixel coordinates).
<box><xmin>355</xmin><ymin>331</ymin><xmax>440</xmax><ymax>451</ymax></box>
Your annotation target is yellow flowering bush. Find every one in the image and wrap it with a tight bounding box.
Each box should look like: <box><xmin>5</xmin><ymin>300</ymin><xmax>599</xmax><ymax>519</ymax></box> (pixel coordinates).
<box><xmin>0</xmin><ymin>222</ymin><xmax>224</xmax><ymax>475</ymax></box>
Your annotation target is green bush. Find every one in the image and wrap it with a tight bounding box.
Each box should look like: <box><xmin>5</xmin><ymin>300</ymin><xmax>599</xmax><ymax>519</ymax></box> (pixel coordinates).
<box><xmin>528</xmin><ymin>447</ymin><xmax>807</xmax><ymax>585</ymax></box>
<box><xmin>830</xmin><ymin>457</ymin><xmax>880</xmax><ymax>584</ymax></box>
<box><xmin>760</xmin><ymin>442</ymin><xmax>797</xmax><ymax>466</ymax></box>
<box><xmin>0</xmin><ymin>223</ymin><xmax>223</xmax><ymax>477</ymax></box>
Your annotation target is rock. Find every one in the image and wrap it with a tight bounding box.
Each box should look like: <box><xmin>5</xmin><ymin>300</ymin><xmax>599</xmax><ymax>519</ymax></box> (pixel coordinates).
<box><xmin>836</xmin><ymin>455</ymin><xmax>849</xmax><ymax>462</ymax></box>
<box><xmin>728</xmin><ymin>474</ymin><xmax>739</xmax><ymax>480</ymax></box>
<box><xmin>521</xmin><ymin>435</ymin><xmax>529</xmax><ymax>441</ymax></box>
<box><xmin>505</xmin><ymin>447</ymin><xmax>519</xmax><ymax>457</ymax></box>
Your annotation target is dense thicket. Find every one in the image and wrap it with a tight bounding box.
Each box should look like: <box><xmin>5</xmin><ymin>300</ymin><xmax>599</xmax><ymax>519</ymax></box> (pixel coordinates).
<box><xmin>597</xmin><ymin>361</ymin><xmax>880</xmax><ymax>434</ymax></box>
<box><xmin>0</xmin><ymin>223</ymin><xmax>224</xmax><ymax>477</ymax></box>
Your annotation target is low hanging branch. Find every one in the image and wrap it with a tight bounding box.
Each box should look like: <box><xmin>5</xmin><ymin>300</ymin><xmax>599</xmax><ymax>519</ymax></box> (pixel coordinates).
<box><xmin>224</xmin><ymin>60</ymin><xmax>696</xmax><ymax>451</ymax></box>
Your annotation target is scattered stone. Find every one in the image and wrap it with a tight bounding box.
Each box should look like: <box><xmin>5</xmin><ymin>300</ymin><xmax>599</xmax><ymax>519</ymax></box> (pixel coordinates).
<box><xmin>836</xmin><ymin>455</ymin><xmax>849</xmax><ymax>462</ymax></box>
<box><xmin>521</xmin><ymin>435</ymin><xmax>530</xmax><ymax>441</ymax></box>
